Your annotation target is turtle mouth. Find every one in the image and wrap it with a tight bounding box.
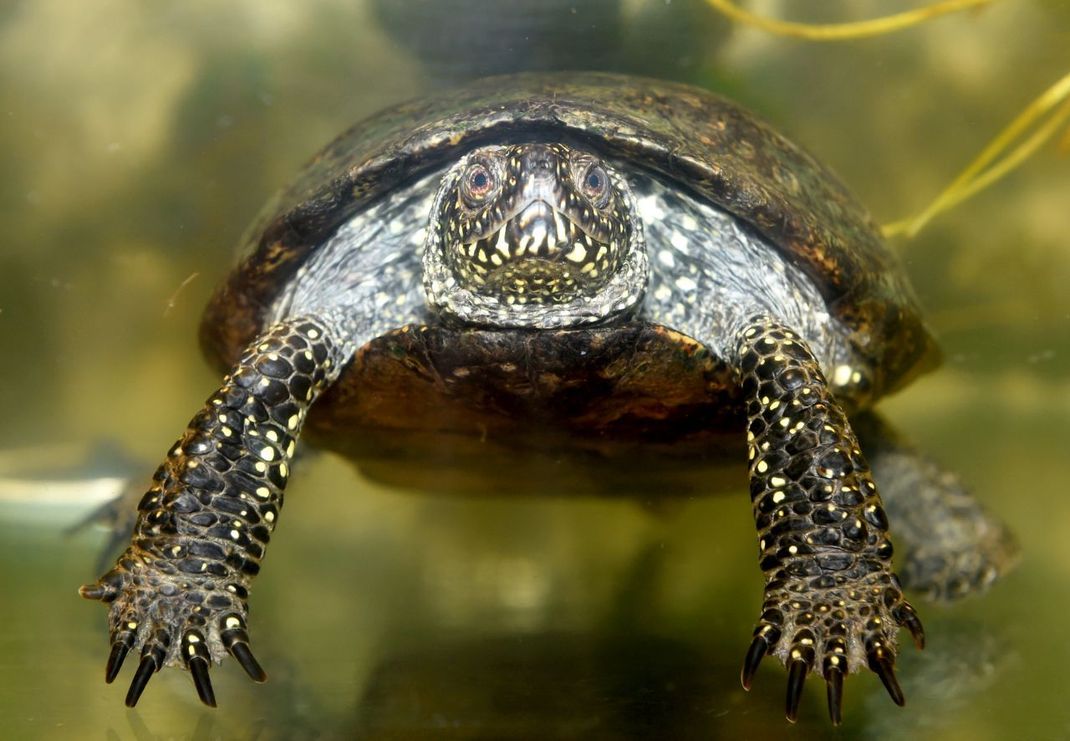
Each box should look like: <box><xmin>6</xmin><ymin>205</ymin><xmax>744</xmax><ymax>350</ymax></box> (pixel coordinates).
<box><xmin>448</xmin><ymin>199</ymin><xmax>617</xmax><ymax>303</ymax></box>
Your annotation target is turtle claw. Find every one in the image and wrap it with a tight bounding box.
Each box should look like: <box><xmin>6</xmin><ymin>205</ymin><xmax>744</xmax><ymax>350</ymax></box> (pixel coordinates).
<box><xmin>895</xmin><ymin>602</ymin><xmax>926</xmax><ymax>650</ymax></box>
<box><xmin>123</xmin><ymin>625</ymin><xmax>170</xmax><ymax>707</ymax></box>
<box><xmin>105</xmin><ymin>641</ymin><xmax>130</xmax><ymax>684</ymax></box>
<box><xmin>79</xmin><ymin>570</ymin><xmax>123</xmax><ymax>603</ymax></box>
<box><xmin>869</xmin><ymin>650</ymin><xmax>905</xmax><ymax>706</ymax></box>
<box><xmin>105</xmin><ymin>616</ymin><xmax>139</xmax><ymax>684</ymax></box>
<box><xmin>785</xmin><ymin>659</ymin><xmax>809</xmax><ymax>723</ymax></box>
<box><xmin>182</xmin><ymin>629</ymin><xmax>217</xmax><ymax>707</ymax></box>
<box><xmin>79</xmin><ymin>583</ymin><xmax>110</xmax><ymax>601</ymax></box>
<box><xmin>189</xmin><ymin>657</ymin><xmax>216</xmax><ymax>707</ymax></box>
<box><xmin>740</xmin><ymin>634</ymin><xmax>770</xmax><ymax>690</ymax></box>
<box><xmin>125</xmin><ymin>655</ymin><xmax>157</xmax><ymax>707</ymax></box>
<box><xmin>220</xmin><ymin>615</ymin><xmax>268</xmax><ymax>682</ymax></box>
<box><xmin>825</xmin><ymin>665</ymin><xmax>845</xmax><ymax>726</ymax></box>
<box><xmin>228</xmin><ymin>640</ymin><xmax>268</xmax><ymax>683</ymax></box>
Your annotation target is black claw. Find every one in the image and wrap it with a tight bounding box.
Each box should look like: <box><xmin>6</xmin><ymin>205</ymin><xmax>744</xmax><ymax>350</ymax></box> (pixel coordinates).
<box><xmin>189</xmin><ymin>657</ymin><xmax>216</xmax><ymax>707</ymax></box>
<box><xmin>125</xmin><ymin>656</ymin><xmax>157</xmax><ymax>707</ymax></box>
<box><xmin>78</xmin><ymin>583</ymin><xmax>107</xmax><ymax>601</ymax></box>
<box><xmin>871</xmin><ymin>655</ymin><xmax>905</xmax><ymax>706</ymax></box>
<box><xmin>740</xmin><ymin>635</ymin><xmax>768</xmax><ymax>691</ymax></box>
<box><xmin>785</xmin><ymin>659</ymin><xmax>808</xmax><ymax>723</ymax></box>
<box><xmin>229</xmin><ymin>641</ymin><xmax>268</xmax><ymax>683</ymax></box>
<box><xmin>896</xmin><ymin>604</ymin><xmax>926</xmax><ymax>650</ymax></box>
<box><xmin>826</xmin><ymin>667</ymin><xmax>844</xmax><ymax>726</ymax></box>
<box><xmin>105</xmin><ymin>642</ymin><xmax>130</xmax><ymax>684</ymax></box>
<box><xmin>79</xmin><ymin>582</ymin><xmax>120</xmax><ymax>603</ymax></box>
<box><xmin>80</xmin><ymin>571</ymin><xmax>123</xmax><ymax>602</ymax></box>
<box><xmin>221</xmin><ymin>620</ymin><xmax>268</xmax><ymax>683</ymax></box>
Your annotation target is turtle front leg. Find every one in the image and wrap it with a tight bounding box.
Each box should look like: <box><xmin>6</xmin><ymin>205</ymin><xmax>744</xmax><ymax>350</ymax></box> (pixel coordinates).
<box><xmin>734</xmin><ymin>317</ymin><xmax>924</xmax><ymax>724</ymax></box>
<box><xmin>79</xmin><ymin>317</ymin><xmax>345</xmax><ymax>707</ymax></box>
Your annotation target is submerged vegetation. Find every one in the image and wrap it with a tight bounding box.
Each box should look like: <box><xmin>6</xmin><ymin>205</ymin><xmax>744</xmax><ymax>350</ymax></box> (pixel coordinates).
<box><xmin>705</xmin><ymin>0</ymin><xmax>1069</xmax><ymax>239</ymax></box>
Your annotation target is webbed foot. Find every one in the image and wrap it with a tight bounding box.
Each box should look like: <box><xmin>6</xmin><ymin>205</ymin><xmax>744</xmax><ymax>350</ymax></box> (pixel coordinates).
<box><xmin>81</xmin><ymin>556</ymin><xmax>267</xmax><ymax>706</ymax></box>
<box><xmin>741</xmin><ymin>580</ymin><xmax>924</xmax><ymax>724</ymax></box>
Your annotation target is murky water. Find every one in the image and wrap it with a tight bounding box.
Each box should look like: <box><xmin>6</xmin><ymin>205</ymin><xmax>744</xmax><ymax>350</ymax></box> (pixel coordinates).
<box><xmin>2</xmin><ymin>1</ymin><xmax>1069</xmax><ymax>738</ymax></box>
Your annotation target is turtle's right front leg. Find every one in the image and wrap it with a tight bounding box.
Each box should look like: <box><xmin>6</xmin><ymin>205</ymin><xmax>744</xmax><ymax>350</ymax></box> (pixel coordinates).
<box><xmin>79</xmin><ymin>317</ymin><xmax>345</xmax><ymax>707</ymax></box>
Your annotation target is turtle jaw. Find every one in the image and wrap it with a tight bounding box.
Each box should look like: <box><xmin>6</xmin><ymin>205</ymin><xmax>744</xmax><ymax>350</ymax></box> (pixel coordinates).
<box><xmin>453</xmin><ymin>198</ymin><xmax>619</xmax><ymax>305</ymax></box>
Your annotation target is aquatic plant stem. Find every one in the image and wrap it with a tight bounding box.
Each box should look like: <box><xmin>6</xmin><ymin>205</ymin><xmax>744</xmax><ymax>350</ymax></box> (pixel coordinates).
<box><xmin>703</xmin><ymin>0</ymin><xmax>993</xmax><ymax>42</ymax></box>
<box><xmin>884</xmin><ymin>71</ymin><xmax>1070</xmax><ymax>238</ymax></box>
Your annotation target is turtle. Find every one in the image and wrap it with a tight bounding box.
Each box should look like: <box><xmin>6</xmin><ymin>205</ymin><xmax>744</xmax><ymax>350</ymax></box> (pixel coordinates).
<box><xmin>79</xmin><ymin>72</ymin><xmax>1016</xmax><ymax>724</ymax></box>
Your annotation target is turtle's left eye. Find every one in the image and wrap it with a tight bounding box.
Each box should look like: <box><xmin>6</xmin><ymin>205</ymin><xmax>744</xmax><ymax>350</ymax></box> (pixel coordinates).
<box><xmin>461</xmin><ymin>162</ymin><xmax>496</xmax><ymax>204</ymax></box>
<box><xmin>578</xmin><ymin>164</ymin><xmax>610</xmax><ymax>207</ymax></box>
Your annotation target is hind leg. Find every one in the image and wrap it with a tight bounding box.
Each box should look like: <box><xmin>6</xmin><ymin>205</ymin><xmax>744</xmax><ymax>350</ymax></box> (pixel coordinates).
<box><xmin>854</xmin><ymin>412</ymin><xmax>1018</xmax><ymax>602</ymax></box>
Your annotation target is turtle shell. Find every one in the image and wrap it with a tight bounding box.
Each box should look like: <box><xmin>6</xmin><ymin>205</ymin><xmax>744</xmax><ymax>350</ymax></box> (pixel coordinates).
<box><xmin>310</xmin><ymin>323</ymin><xmax>750</xmax><ymax>496</ymax></box>
<box><xmin>199</xmin><ymin>72</ymin><xmax>939</xmax><ymax>489</ymax></box>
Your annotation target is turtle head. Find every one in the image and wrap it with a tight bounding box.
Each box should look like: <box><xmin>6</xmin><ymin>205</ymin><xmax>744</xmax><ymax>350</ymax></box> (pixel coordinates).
<box><xmin>423</xmin><ymin>143</ymin><xmax>647</xmax><ymax>328</ymax></box>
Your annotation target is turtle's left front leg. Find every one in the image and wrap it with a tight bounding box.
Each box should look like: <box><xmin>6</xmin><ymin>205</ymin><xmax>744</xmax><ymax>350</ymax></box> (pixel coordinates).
<box><xmin>734</xmin><ymin>317</ymin><xmax>924</xmax><ymax>724</ymax></box>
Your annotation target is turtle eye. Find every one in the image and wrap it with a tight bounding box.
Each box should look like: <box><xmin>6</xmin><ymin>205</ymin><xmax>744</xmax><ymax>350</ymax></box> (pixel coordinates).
<box><xmin>578</xmin><ymin>164</ymin><xmax>610</xmax><ymax>206</ymax></box>
<box><xmin>461</xmin><ymin>162</ymin><xmax>496</xmax><ymax>204</ymax></box>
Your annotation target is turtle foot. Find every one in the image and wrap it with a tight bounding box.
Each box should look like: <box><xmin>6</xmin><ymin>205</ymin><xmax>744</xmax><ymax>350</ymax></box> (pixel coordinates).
<box><xmin>80</xmin><ymin>558</ymin><xmax>266</xmax><ymax>707</ymax></box>
<box><xmin>741</xmin><ymin>579</ymin><xmax>924</xmax><ymax>724</ymax></box>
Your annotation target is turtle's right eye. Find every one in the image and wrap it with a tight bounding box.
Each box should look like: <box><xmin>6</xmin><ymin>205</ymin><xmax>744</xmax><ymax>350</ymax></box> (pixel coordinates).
<box><xmin>461</xmin><ymin>162</ymin><xmax>496</xmax><ymax>204</ymax></box>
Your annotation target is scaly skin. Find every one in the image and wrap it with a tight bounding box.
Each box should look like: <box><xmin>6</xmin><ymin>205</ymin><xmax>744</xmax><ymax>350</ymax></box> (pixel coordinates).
<box><xmin>735</xmin><ymin>317</ymin><xmax>924</xmax><ymax>725</ymax></box>
<box><xmin>79</xmin><ymin>317</ymin><xmax>344</xmax><ymax>707</ymax></box>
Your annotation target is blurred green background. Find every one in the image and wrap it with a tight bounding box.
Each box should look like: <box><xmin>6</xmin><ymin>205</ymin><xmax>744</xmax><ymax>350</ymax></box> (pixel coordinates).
<box><xmin>1</xmin><ymin>1</ymin><xmax>1068</xmax><ymax>738</ymax></box>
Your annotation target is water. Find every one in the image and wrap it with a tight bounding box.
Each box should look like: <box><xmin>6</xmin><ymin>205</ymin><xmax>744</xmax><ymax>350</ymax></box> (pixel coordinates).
<box><xmin>2</xmin><ymin>1</ymin><xmax>1069</xmax><ymax>738</ymax></box>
